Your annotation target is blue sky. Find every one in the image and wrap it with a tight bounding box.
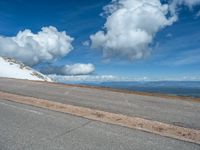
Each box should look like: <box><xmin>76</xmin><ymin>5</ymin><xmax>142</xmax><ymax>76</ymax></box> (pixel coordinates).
<box><xmin>0</xmin><ymin>0</ymin><xmax>200</xmax><ymax>81</ymax></box>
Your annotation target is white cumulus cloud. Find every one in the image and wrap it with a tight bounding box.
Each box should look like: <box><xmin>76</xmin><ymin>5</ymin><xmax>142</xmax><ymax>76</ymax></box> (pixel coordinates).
<box><xmin>48</xmin><ymin>75</ymin><xmax>120</xmax><ymax>83</ymax></box>
<box><xmin>0</xmin><ymin>26</ymin><xmax>73</xmax><ymax>66</ymax></box>
<box><xmin>49</xmin><ymin>74</ymin><xmax>200</xmax><ymax>83</ymax></box>
<box><xmin>41</xmin><ymin>63</ymin><xmax>95</xmax><ymax>75</ymax></box>
<box><xmin>90</xmin><ymin>0</ymin><xmax>177</xmax><ymax>60</ymax></box>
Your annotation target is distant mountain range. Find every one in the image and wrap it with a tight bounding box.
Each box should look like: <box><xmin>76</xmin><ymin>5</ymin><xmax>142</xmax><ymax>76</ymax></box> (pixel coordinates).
<box><xmin>81</xmin><ymin>81</ymin><xmax>200</xmax><ymax>98</ymax></box>
<box><xmin>0</xmin><ymin>56</ymin><xmax>52</xmax><ymax>82</ymax></box>
<box><xmin>98</xmin><ymin>81</ymin><xmax>200</xmax><ymax>88</ymax></box>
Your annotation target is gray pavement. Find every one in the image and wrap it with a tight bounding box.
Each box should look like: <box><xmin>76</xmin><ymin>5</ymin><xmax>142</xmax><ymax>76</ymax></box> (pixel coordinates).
<box><xmin>0</xmin><ymin>99</ymin><xmax>199</xmax><ymax>150</ymax></box>
<box><xmin>0</xmin><ymin>78</ymin><xmax>200</xmax><ymax>129</ymax></box>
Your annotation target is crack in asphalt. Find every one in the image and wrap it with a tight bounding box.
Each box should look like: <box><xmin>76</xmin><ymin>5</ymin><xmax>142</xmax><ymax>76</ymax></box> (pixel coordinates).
<box><xmin>51</xmin><ymin>120</ymin><xmax>93</xmax><ymax>140</ymax></box>
<box><xmin>20</xmin><ymin>120</ymin><xmax>93</xmax><ymax>149</ymax></box>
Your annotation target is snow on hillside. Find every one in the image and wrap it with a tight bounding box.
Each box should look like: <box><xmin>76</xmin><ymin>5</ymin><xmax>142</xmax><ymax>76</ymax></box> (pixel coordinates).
<box><xmin>0</xmin><ymin>57</ymin><xmax>52</xmax><ymax>82</ymax></box>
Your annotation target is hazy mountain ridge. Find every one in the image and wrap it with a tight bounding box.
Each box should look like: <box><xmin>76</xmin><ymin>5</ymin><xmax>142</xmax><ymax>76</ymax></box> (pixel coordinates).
<box><xmin>81</xmin><ymin>81</ymin><xmax>200</xmax><ymax>98</ymax></box>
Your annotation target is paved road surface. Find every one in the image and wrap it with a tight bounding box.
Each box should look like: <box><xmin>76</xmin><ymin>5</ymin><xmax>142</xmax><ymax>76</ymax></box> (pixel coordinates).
<box><xmin>0</xmin><ymin>99</ymin><xmax>199</xmax><ymax>150</ymax></box>
<box><xmin>0</xmin><ymin>78</ymin><xmax>200</xmax><ymax>129</ymax></box>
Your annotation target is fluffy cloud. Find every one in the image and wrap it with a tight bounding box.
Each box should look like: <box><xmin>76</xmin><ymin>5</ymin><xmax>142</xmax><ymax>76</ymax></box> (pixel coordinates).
<box><xmin>41</xmin><ymin>63</ymin><xmax>95</xmax><ymax>75</ymax></box>
<box><xmin>90</xmin><ymin>0</ymin><xmax>177</xmax><ymax>60</ymax></box>
<box><xmin>49</xmin><ymin>74</ymin><xmax>200</xmax><ymax>83</ymax></box>
<box><xmin>49</xmin><ymin>75</ymin><xmax>120</xmax><ymax>82</ymax></box>
<box><xmin>0</xmin><ymin>26</ymin><xmax>73</xmax><ymax>66</ymax></box>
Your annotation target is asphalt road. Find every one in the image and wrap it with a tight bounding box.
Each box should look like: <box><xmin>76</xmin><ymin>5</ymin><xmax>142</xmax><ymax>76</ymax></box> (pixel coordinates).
<box><xmin>0</xmin><ymin>99</ymin><xmax>199</xmax><ymax>150</ymax></box>
<box><xmin>0</xmin><ymin>78</ymin><xmax>200</xmax><ymax>129</ymax></box>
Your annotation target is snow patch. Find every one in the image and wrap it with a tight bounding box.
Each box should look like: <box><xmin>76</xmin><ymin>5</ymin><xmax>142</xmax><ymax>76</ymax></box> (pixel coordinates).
<box><xmin>0</xmin><ymin>56</ymin><xmax>52</xmax><ymax>82</ymax></box>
